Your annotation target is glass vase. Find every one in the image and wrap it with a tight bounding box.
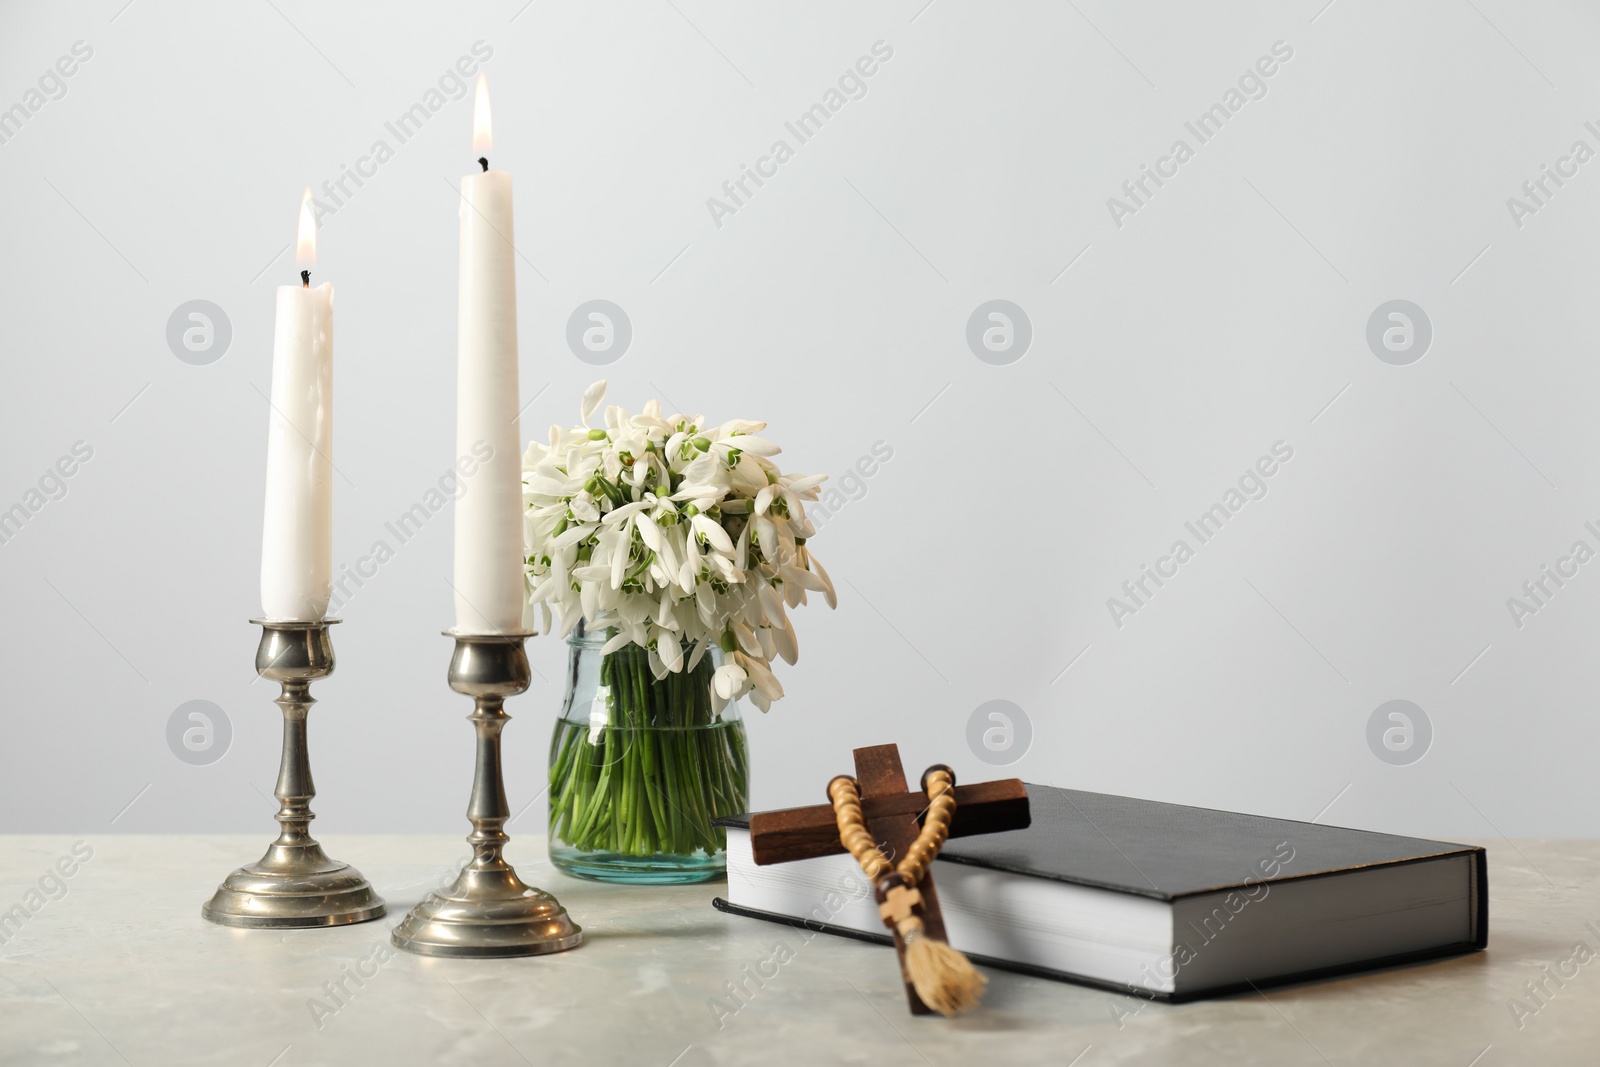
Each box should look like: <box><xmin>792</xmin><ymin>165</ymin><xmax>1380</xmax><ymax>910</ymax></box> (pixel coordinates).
<box><xmin>547</xmin><ymin>626</ymin><xmax>749</xmax><ymax>884</ymax></box>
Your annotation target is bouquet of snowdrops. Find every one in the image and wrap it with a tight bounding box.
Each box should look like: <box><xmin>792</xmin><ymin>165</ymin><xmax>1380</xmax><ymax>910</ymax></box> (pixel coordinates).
<box><xmin>525</xmin><ymin>381</ymin><xmax>835</xmax><ymax>864</ymax></box>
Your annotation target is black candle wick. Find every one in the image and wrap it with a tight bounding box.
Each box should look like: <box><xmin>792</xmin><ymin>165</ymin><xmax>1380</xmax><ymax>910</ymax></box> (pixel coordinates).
<box><xmin>301</xmin><ymin>270</ymin><xmax>311</xmax><ymax>288</ymax></box>
<box><xmin>478</xmin><ymin>157</ymin><xmax>489</xmax><ymax>172</ymax></box>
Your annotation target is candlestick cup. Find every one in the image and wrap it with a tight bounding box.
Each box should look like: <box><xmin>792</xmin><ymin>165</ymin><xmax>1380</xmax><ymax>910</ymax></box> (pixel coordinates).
<box><xmin>390</xmin><ymin>631</ymin><xmax>583</xmax><ymax>958</ymax></box>
<box><xmin>201</xmin><ymin>620</ymin><xmax>386</xmax><ymax>928</ymax></box>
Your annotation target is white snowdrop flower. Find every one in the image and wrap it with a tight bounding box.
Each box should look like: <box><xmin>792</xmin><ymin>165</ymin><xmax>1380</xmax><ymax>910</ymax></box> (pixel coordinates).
<box><xmin>724</xmin><ymin>434</ymin><xmax>781</xmax><ymax>457</ymax></box>
<box><xmin>580</xmin><ymin>380</ymin><xmax>607</xmax><ymax>425</ymax></box>
<box><xmin>691</xmin><ymin>514</ymin><xmax>734</xmax><ymax>555</ymax></box>
<box><xmin>713</xmin><ymin>662</ymin><xmax>747</xmax><ymax>700</ymax></box>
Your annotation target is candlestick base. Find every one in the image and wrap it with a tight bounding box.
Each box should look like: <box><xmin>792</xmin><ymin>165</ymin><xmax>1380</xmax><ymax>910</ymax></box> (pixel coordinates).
<box><xmin>202</xmin><ymin>620</ymin><xmax>386</xmax><ymax>930</ymax></box>
<box><xmin>390</xmin><ymin>631</ymin><xmax>582</xmax><ymax>958</ymax></box>
<box><xmin>202</xmin><ymin>846</ymin><xmax>388</xmax><ymax>930</ymax></box>
<box><xmin>388</xmin><ymin>866</ymin><xmax>583</xmax><ymax>958</ymax></box>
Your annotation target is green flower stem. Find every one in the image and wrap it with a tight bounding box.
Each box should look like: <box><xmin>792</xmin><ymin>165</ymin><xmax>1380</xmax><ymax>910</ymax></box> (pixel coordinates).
<box><xmin>549</xmin><ymin>638</ymin><xmax>747</xmax><ymax>858</ymax></box>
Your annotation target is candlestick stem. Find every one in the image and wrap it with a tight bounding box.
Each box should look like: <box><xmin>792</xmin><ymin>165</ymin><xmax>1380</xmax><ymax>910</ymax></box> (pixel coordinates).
<box><xmin>466</xmin><ymin>692</ymin><xmax>511</xmax><ymax>866</ymax></box>
<box><xmin>272</xmin><ymin>679</ymin><xmax>315</xmax><ymax>846</ymax></box>
<box><xmin>201</xmin><ymin>620</ymin><xmax>385</xmax><ymax>928</ymax></box>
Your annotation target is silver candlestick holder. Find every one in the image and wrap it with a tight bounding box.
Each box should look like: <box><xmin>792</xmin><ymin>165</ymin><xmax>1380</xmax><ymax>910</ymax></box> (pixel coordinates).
<box><xmin>390</xmin><ymin>631</ymin><xmax>583</xmax><ymax>958</ymax></box>
<box><xmin>202</xmin><ymin>619</ymin><xmax>386</xmax><ymax>929</ymax></box>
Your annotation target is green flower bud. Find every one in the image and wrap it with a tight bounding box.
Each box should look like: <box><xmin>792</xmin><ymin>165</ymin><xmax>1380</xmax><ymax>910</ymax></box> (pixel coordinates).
<box><xmin>587</xmin><ymin>429</ymin><xmax>608</xmax><ymax>441</ymax></box>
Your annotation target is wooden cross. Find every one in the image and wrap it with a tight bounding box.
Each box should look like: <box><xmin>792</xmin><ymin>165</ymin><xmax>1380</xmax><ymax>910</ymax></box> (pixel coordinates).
<box><xmin>748</xmin><ymin>744</ymin><xmax>1030</xmax><ymax>1014</ymax></box>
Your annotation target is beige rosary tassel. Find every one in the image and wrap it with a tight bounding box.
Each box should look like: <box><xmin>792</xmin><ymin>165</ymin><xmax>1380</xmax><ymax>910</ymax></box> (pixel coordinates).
<box><xmin>828</xmin><ymin>770</ymin><xmax>987</xmax><ymax>1016</ymax></box>
<box><xmin>901</xmin><ymin>919</ymin><xmax>986</xmax><ymax>1016</ymax></box>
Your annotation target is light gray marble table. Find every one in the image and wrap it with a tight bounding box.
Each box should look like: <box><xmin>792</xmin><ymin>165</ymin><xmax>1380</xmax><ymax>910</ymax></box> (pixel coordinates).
<box><xmin>0</xmin><ymin>835</ymin><xmax>1593</xmax><ymax>1065</ymax></box>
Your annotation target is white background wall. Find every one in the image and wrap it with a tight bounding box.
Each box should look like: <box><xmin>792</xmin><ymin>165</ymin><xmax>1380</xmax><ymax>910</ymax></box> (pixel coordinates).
<box><xmin>3</xmin><ymin>0</ymin><xmax>1595</xmax><ymax>842</ymax></box>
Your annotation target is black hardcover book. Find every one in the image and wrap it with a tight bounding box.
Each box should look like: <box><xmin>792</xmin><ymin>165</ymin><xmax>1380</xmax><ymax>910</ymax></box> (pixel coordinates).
<box><xmin>712</xmin><ymin>784</ymin><xmax>1487</xmax><ymax>1001</ymax></box>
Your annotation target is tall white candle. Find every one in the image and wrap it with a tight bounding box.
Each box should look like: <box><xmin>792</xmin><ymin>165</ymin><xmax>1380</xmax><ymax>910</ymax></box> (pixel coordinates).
<box><xmin>453</xmin><ymin>74</ymin><xmax>525</xmax><ymax>634</ymax></box>
<box><xmin>260</xmin><ymin>189</ymin><xmax>334</xmax><ymax>621</ymax></box>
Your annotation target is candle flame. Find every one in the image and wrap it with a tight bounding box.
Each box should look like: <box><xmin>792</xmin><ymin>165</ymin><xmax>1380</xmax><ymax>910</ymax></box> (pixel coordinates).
<box><xmin>295</xmin><ymin>187</ymin><xmax>316</xmax><ymax>269</ymax></box>
<box><xmin>472</xmin><ymin>73</ymin><xmax>492</xmax><ymax>155</ymax></box>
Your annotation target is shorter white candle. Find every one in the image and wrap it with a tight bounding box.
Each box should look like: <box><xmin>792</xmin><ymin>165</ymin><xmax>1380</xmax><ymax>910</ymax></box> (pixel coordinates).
<box><xmin>260</xmin><ymin>189</ymin><xmax>334</xmax><ymax>622</ymax></box>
